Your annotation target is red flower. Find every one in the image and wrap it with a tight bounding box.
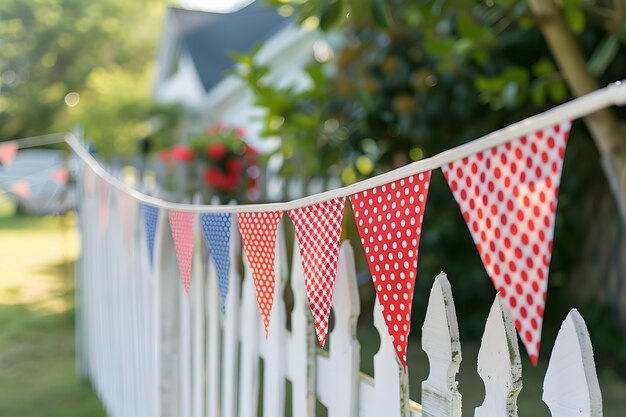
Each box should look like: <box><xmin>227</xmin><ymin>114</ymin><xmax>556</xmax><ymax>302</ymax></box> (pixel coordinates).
<box><xmin>243</xmin><ymin>144</ymin><xmax>259</xmax><ymax>159</ymax></box>
<box><xmin>204</xmin><ymin>167</ymin><xmax>224</xmax><ymax>187</ymax></box>
<box><xmin>234</xmin><ymin>127</ymin><xmax>246</xmax><ymax>138</ymax></box>
<box><xmin>222</xmin><ymin>171</ymin><xmax>241</xmax><ymax>188</ymax></box>
<box><xmin>206</xmin><ymin>142</ymin><xmax>228</xmax><ymax>160</ymax></box>
<box><xmin>227</xmin><ymin>157</ymin><xmax>243</xmax><ymax>174</ymax></box>
<box><xmin>171</xmin><ymin>144</ymin><xmax>195</xmax><ymax>161</ymax></box>
<box><xmin>158</xmin><ymin>149</ymin><xmax>172</xmax><ymax>163</ymax></box>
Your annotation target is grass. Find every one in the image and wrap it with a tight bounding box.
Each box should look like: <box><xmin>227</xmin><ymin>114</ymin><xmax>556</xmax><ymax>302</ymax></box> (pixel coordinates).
<box><xmin>0</xmin><ymin>213</ymin><xmax>106</xmax><ymax>417</ymax></box>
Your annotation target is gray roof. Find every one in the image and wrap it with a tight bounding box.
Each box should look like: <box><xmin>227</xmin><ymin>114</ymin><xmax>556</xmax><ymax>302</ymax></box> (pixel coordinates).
<box><xmin>169</xmin><ymin>1</ymin><xmax>290</xmax><ymax>91</ymax></box>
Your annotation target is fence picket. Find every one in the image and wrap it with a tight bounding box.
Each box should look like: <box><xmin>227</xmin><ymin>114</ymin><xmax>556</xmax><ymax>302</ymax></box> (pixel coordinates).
<box><xmin>543</xmin><ymin>309</ymin><xmax>602</xmax><ymax>417</ymax></box>
<box><xmin>286</xmin><ymin>240</ymin><xmax>316</xmax><ymax>416</ymax></box>
<box><xmin>262</xmin><ymin>226</ymin><xmax>288</xmax><ymax>417</ymax></box>
<box><xmin>475</xmin><ymin>295</ymin><xmax>522</xmax><ymax>417</ymax></box>
<box><xmin>75</xmin><ymin>180</ymin><xmax>607</xmax><ymax>417</ymax></box>
<box><xmin>358</xmin><ymin>299</ymin><xmax>410</xmax><ymax>417</ymax></box>
<box><xmin>421</xmin><ymin>273</ymin><xmax>461</xmax><ymax>417</ymax></box>
<box><xmin>191</xmin><ymin>222</ymin><xmax>205</xmax><ymax>417</ymax></box>
<box><xmin>221</xmin><ymin>216</ymin><xmax>242</xmax><ymax>417</ymax></box>
<box><xmin>317</xmin><ymin>241</ymin><xmax>361</xmax><ymax>417</ymax></box>
<box><xmin>206</xmin><ymin>256</ymin><xmax>221</xmax><ymax>417</ymax></box>
<box><xmin>238</xmin><ymin>257</ymin><xmax>261</xmax><ymax>417</ymax></box>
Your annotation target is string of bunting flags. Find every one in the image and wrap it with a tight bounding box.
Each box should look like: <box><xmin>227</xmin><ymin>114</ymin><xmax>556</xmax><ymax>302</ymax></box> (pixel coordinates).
<box><xmin>66</xmin><ymin>80</ymin><xmax>626</xmax><ymax>369</ymax></box>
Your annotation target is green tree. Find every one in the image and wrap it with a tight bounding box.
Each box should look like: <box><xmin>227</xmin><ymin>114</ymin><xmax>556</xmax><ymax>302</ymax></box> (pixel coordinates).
<box><xmin>0</xmin><ymin>0</ymin><xmax>179</xmax><ymax>154</ymax></box>
<box><xmin>239</xmin><ymin>0</ymin><xmax>626</xmax><ymax>364</ymax></box>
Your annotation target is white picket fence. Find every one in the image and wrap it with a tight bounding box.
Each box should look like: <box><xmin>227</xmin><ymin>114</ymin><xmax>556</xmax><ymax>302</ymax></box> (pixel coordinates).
<box><xmin>76</xmin><ymin>178</ymin><xmax>603</xmax><ymax>417</ymax></box>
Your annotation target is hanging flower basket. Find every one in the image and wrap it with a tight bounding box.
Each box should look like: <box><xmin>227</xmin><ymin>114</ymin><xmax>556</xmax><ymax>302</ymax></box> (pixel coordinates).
<box><xmin>158</xmin><ymin>122</ymin><xmax>260</xmax><ymax>203</ymax></box>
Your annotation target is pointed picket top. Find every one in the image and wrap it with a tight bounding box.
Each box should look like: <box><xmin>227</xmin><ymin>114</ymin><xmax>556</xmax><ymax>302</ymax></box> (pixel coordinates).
<box><xmin>372</xmin><ymin>298</ymin><xmax>410</xmax><ymax>416</ymax></box>
<box><xmin>475</xmin><ymin>294</ymin><xmax>522</xmax><ymax>417</ymax></box>
<box><xmin>421</xmin><ymin>272</ymin><xmax>461</xmax><ymax>417</ymax></box>
<box><xmin>543</xmin><ymin>309</ymin><xmax>602</xmax><ymax>417</ymax></box>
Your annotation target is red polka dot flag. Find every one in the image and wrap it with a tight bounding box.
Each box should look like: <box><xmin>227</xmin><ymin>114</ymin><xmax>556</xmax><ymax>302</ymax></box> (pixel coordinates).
<box><xmin>349</xmin><ymin>172</ymin><xmax>431</xmax><ymax>369</ymax></box>
<box><xmin>442</xmin><ymin>121</ymin><xmax>571</xmax><ymax>365</ymax></box>
<box><xmin>238</xmin><ymin>211</ymin><xmax>284</xmax><ymax>338</ymax></box>
<box><xmin>168</xmin><ymin>211</ymin><xmax>196</xmax><ymax>295</ymax></box>
<box><xmin>288</xmin><ymin>198</ymin><xmax>346</xmax><ymax>348</ymax></box>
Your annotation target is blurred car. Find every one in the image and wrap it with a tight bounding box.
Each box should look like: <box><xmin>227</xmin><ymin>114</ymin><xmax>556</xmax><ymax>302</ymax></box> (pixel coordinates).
<box><xmin>0</xmin><ymin>149</ymin><xmax>75</xmax><ymax>214</ymax></box>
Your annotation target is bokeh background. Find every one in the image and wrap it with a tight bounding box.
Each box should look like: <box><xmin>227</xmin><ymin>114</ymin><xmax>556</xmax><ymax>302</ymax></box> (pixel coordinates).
<box><xmin>2</xmin><ymin>0</ymin><xmax>626</xmax><ymax>415</ymax></box>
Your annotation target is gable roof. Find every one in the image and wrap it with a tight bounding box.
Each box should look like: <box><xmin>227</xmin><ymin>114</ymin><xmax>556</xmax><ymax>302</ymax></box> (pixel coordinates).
<box><xmin>168</xmin><ymin>1</ymin><xmax>290</xmax><ymax>91</ymax></box>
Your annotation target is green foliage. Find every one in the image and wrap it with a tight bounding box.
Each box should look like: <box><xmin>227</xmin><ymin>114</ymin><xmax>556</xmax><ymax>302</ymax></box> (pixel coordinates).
<box><xmin>0</xmin><ymin>0</ymin><xmax>180</xmax><ymax>155</ymax></box>
<box><xmin>247</xmin><ymin>0</ymin><xmax>626</xmax><ymax>353</ymax></box>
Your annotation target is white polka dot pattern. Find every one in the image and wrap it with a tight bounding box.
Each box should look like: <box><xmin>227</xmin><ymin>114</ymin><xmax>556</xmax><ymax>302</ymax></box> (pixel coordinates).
<box><xmin>349</xmin><ymin>172</ymin><xmax>432</xmax><ymax>369</ymax></box>
<box><xmin>168</xmin><ymin>211</ymin><xmax>196</xmax><ymax>295</ymax></box>
<box><xmin>442</xmin><ymin>121</ymin><xmax>571</xmax><ymax>365</ymax></box>
<box><xmin>238</xmin><ymin>211</ymin><xmax>284</xmax><ymax>337</ymax></box>
<box><xmin>288</xmin><ymin>198</ymin><xmax>346</xmax><ymax>348</ymax></box>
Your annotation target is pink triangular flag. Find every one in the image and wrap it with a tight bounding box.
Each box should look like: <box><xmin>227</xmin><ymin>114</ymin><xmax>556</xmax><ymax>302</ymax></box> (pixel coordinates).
<box><xmin>51</xmin><ymin>167</ymin><xmax>69</xmax><ymax>184</ymax></box>
<box><xmin>442</xmin><ymin>121</ymin><xmax>571</xmax><ymax>365</ymax></box>
<box><xmin>98</xmin><ymin>179</ymin><xmax>109</xmax><ymax>234</ymax></box>
<box><xmin>349</xmin><ymin>172</ymin><xmax>431</xmax><ymax>369</ymax></box>
<box><xmin>168</xmin><ymin>211</ymin><xmax>196</xmax><ymax>295</ymax></box>
<box><xmin>118</xmin><ymin>190</ymin><xmax>137</xmax><ymax>251</ymax></box>
<box><xmin>0</xmin><ymin>141</ymin><xmax>18</xmax><ymax>167</ymax></box>
<box><xmin>238</xmin><ymin>211</ymin><xmax>283</xmax><ymax>337</ymax></box>
<box><xmin>288</xmin><ymin>198</ymin><xmax>346</xmax><ymax>348</ymax></box>
<box><xmin>10</xmin><ymin>180</ymin><xmax>31</xmax><ymax>198</ymax></box>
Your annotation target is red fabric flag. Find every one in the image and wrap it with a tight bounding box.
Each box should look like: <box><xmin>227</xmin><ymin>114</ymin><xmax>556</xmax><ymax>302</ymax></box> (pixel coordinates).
<box><xmin>350</xmin><ymin>172</ymin><xmax>431</xmax><ymax>369</ymax></box>
<box><xmin>0</xmin><ymin>141</ymin><xmax>18</xmax><ymax>167</ymax></box>
<box><xmin>238</xmin><ymin>211</ymin><xmax>283</xmax><ymax>337</ymax></box>
<box><xmin>288</xmin><ymin>198</ymin><xmax>346</xmax><ymax>348</ymax></box>
<box><xmin>442</xmin><ymin>121</ymin><xmax>571</xmax><ymax>364</ymax></box>
<box><xmin>168</xmin><ymin>211</ymin><xmax>196</xmax><ymax>295</ymax></box>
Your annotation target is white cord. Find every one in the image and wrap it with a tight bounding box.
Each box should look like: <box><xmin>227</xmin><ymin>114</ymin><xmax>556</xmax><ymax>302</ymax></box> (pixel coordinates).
<box><xmin>67</xmin><ymin>80</ymin><xmax>626</xmax><ymax>214</ymax></box>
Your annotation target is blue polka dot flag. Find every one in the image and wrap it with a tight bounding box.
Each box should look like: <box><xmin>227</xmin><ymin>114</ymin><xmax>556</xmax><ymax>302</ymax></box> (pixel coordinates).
<box><xmin>142</xmin><ymin>204</ymin><xmax>159</xmax><ymax>267</ymax></box>
<box><xmin>201</xmin><ymin>213</ymin><xmax>232</xmax><ymax>313</ymax></box>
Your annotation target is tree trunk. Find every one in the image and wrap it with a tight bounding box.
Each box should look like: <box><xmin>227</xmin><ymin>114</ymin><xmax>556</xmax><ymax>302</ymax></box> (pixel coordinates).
<box><xmin>528</xmin><ymin>0</ymin><xmax>626</xmax><ymax>222</ymax></box>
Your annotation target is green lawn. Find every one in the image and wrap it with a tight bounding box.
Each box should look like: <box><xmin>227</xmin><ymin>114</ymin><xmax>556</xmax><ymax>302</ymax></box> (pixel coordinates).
<box><xmin>0</xmin><ymin>214</ymin><xmax>106</xmax><ymax>417</ymax></box>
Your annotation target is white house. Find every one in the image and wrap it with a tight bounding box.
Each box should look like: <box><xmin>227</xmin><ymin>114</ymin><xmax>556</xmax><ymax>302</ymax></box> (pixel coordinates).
<box><xmin>152</xmin><ymin>0</ymin><xmax>322</xmax><ymax>153</ymax></box>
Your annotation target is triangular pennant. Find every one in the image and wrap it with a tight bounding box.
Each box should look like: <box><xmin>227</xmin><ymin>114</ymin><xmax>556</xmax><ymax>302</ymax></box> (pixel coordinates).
<box><xmin>51</xmin><ymin>167</ymin><xmax>69</xmax><ymax>184</ymax></box>
<box><xmin>141</xmin><ymin>204</ymin><xmax>159</xmax><ymax>266</ymax></box>
<box><xmin>288</xmin><ymin>198</ymin><xmax>346</xmax><ymax>348</ymax></box>
<box><xmin>168</xmin><ymin>211</ymin><xmax>196</xmax><ymax>295</ymax></box>
<box><xmin>0</xmin><ymin>141</ymin><xmax>18</xmax><ymax>167</ymax></box>
<box><xmin>118</xmin><ymin>191</ymin><xmax>137</xmax><ymax>251</ymax></box>
<box><xmin>98</xmin><ymin>179</ymin><xmax>109</xmax><ymax>234</ymax></box>
<box><xmin>442</xmin><ymin>121</ymin><xmax>571</xmax><ymax>365</ymax></box>
<box><xmin>201</xmin><ymin>213</ymin><xmax>232</xmax><ymax>313</ymax></box>
<box><xmin>349</xmin><ymin>172</ymin><xmax>431</xmax><ymax>369</ymax></box>
<box><xmin>237</xmin><ymin>211</ymin><xmax>283</xmax><ymax>337</ymax></box>
<box><xmin>10</xmin><ymin>180</ymin><xmax>31</xmax><ymax>198</ymax></box>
